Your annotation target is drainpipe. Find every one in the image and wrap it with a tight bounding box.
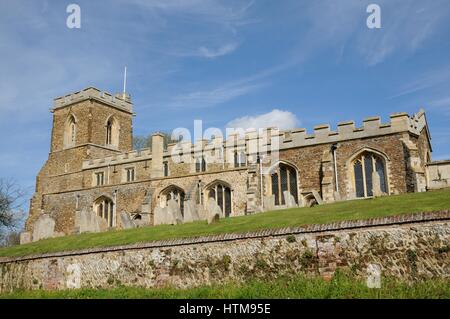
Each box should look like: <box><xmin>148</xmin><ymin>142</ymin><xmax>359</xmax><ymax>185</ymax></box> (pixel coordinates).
<box><xmin>331</xmin><ymin>144</ymin><xmax>339</xmax><ymax>193</ymax></box>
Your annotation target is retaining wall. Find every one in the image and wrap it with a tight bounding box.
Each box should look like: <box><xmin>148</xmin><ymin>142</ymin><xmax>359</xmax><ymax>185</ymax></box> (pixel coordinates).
<box><xmin>1</xmin><ymin>211</ymin><xmax>449</xmax><ymax>293</ymax></box>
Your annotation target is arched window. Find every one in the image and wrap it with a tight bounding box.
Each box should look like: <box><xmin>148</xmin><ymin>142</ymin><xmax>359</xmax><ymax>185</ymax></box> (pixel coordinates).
<box><xmin>160</xmin><ymin>186</ymin><xmax>185</xmax><ymax>216</ymax></box>
<box><xmin>93</xmin><ymin>196</ymin><xmax>115</xmax><ymax>227</ymax></box>
<box><xmin>352</xmin><ymin>151</ymin><xmax>388</xmax><ymax>198</ymax></box>
<box><xmin>64</xmin><ymin>115</ymin><xmax>76</xmax><ymax>148</ymax></box>
<box><xmin>270</xmin><ymin>163</ymin><xmax>298</xmax><ymax>206</ymax></box>
<box><xmin>206</xmin><ymin>182</ymin><xmax>232</xmax><ymax>217</ymax></box>
<box><xmin>106</xmin><ymin>117</ymin><xmax>119</xmax><ymax>147</ymax></box>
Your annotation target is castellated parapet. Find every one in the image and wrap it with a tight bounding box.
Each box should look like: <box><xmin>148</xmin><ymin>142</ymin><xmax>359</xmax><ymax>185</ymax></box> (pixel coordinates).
<box><xmin>53</xmin><ymin>87</ymin><xmax>133</xmax><ymax>114</ymax></box>
<box><xmin>81</xmin><ymin>109</ymin><xmax>429</xmax><ymax>170</ymax></box>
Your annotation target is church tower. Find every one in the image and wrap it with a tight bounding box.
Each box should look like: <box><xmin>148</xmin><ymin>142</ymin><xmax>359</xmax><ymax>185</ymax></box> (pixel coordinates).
<box><xmin>50</xmin><ymin>87</ymin><xmax>133</xmax><ymax>155</ymax></box>
<box><xmin>27</xmin><ymin>88</ymin><xmax>134</xmax><ymax>229</ymax></box>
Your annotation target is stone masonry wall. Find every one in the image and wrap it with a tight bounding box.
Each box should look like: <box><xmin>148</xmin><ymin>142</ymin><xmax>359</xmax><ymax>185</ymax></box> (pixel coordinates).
<box><xmin>37</xmin><ymin>168</ymin><xmax>249</xmax><ymax>234</ymax></box>
<box><xmin>1</xmin><ymin>211</ymin><xmax>449</xmax><ymax>293</ymax></box>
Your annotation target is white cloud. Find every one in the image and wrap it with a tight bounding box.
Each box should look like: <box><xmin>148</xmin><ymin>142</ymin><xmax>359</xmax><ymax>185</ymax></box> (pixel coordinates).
<box><xmin>198</xmin><ymin>42</ymin><xmax>239</xmax><ymax>58</ymax></box>
<box><xmin>430</xmin><ymin>97</ymin><xmax>450</xmax><ymax>113</ymax></box>
<box><xmin>390</xmin><ymin>65</ymin><xmax>450</xmax><ymax>99</ymax></box>
<box><xmin>295</xmin><ymin>0</ymin><xmax>450</xmax><ymax>66</ymax></box>
<box><xmin>166</xmin><ymin>82</ymin><xmax>264</xmax><ymax>109</ymax></box>
<box><xmin>226</xmin><ymin>109</ymin><xmax>299</xmax><ymax>130</ymax></box>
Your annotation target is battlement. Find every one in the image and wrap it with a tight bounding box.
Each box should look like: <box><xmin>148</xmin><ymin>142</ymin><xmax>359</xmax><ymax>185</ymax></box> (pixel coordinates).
<box><xmin>52</xmin><ymin>87</ymin><xmax>133</xmax><ymax>114</ymax></box>
<box><xmin>82</xmin><ymin>148</ymin><xmax>152</xmax><ymax>170</ymax></box>
<box><xmin>81</xmin><ymin>109</ymin><xmax>429</xmax><ymax>170</ymax></box>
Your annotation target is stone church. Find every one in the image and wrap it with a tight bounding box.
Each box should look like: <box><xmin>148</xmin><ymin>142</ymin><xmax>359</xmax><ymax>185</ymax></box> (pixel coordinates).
<box><xmin>21</xmin><ymin>87</ymin><xmax>449</xmax><ymax>243</ymax></box>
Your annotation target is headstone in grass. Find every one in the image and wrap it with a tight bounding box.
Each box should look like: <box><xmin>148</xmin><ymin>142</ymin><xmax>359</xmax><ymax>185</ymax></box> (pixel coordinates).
<box><xmin>207</xmin><ymin>198</ymin><xmax>221</xmax><ymax>224</ymax></box>
<box><xmin>75</xmin><ymin>209</ymin><xmax>108</xmax><ymax>234</ymax></box>
<box><xmin>120</xmin><ymin>211</ymin><xmax>135</xmax><ymax>229</ymax></box>
<box><xmin>283</xmin><ymin>191</ymin><xmax>298</xmax><ymax>208</ymax></box>
<box><xmin>168</xmin><ymin>199</ymin><xmax>183</xmax><ymax>225</ymax></box>
<box><xmin>184</xmin><ymin>200</ymin><xmax>200</xmax><ymax>223</ymax></box>
<box><xmin>263</xmin><ymin>195</ymin><xmax>275</xmax><ymax>211</ymax></box>
<box><xmin>197</xmin><ymin>204</ymin><xmax>207</xmax><ymax>221</ymax></box>
<box><xmin>372</xmin><ymin>171</ymin><xmax>385</xmax><ymax>197</ymax></box>
<box><xmin>366</xmin><ymin>263</ymin><xmax>382</xmax><ymax>289</ymax></box>
<box><xmin>312</xmin><ymin>190</ymin><xmax>324</xmax><ymax>205</ymax></box>
<box><xmin>19</xmin><ymin>231</ymin><xmax>31</xmax><ymax>245</ymax></box>
<box><xmin>154</xmin><ymin>206</ymin><xmax>168</xmax><ymax>226</ymax></box>
<box><xmin>32</xmin><ymin>214</ymin><xmax>56</xmax><ymax>242</ymax></box>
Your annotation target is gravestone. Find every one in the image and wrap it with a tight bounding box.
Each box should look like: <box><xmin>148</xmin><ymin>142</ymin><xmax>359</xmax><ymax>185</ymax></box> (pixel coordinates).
<box><xmin>197</xmin><ymin>204</ymin><xmax>207</xmax><ymax>221</ymax></box>
<box><xmin>263</xmin><ymin>195</ymin><xmax>275</xmax><ymax>211</ymax></box>
<box><xmin>184</xmin><ymin>200</ymin><xmax>200</xmax><ymax>223</ymax></box>
<box><xmin>312</xmin><ymin>190</ymin><xmax>324</xmax><ymax>205</ymax></box>
<box><xmin>74</xmin><ymin>209</ymin><xmax>108</xmax><ymax>234</ymax></box>
<box><xmin>32</xmin><ymin>214</ymin><xmax>56</xmax><ymax>242</ymax></box>
<box><xmin>19</xmin><ymin>232</ymin><xmax>31</xmax><ymax>245</ymax></box>
<box><xmin>120</xmin><ymin>211</ymin><xmax>135</xmax><ymax>229</ymax></box>
<box><xmin>372</xmin><ymin>171</ymin><xmax>384</xmax><ymax>197</ymax></box>
<box><xmin>153</xmin><ymin>206</ymin><xmax>167</xmax><ymax>226</ymax></box>
<box><xmin>167</xmin><ymin>199</ymin><xmax>183</xmax><ymax>225</ymax></box>
<box><xmin>366</xmin><ymin>263</ymin><xmax>381</xmax><ymax>289</ymax></box>
<box><xmin>283</xmin><ymin>191</ymin><xmax>298</xmax><ymax>208</ymax></box>
<box><xmin>207</xmin><ymin>198</ymin><xmax>221</xmax><ymax>224</ymax></box>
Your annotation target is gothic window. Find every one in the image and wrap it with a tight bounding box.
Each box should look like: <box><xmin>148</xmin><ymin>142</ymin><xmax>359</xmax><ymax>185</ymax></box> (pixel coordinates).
<box><xmin>64</xmin><ymin>115</ymin><xmax>76</xmax><ymax>148</ymax></box>
<box><xmin>207</xmin><ymin>182</ymin><xmax>232</xmax><ymax>217</ymax></box>
<box><xmin>270</xmin><ymin>163</ymin><xmax>298</xmax><ymax>206</ymax></box>
<box><xmin>106</xmin><ymin>121</ymin><xmax>112</xmax><ymax>145</ymax></box>
<box><xmin>94</xmin><ymin>196</ymin><xmax>114</xmax><ymax>227</ymax></box>
<box><xmin>106</xmin><ymin>117</ymin><xmax>119</xmax><ymax>147</ymax></box>
<box><xmin>160</xmin><ymin>186</ymin><xmax>185</xmax><ymax>216</ymax></box>
<box><xmin>352</xmin><ymin>151</ymin><xmax>388</xmax><ymax>198</ymax></box>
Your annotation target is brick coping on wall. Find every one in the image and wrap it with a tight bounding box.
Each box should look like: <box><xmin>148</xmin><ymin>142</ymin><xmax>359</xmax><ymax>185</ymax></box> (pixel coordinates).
<box><xmin>1</xmin><ymin>210</ymin><xmax>449</xmax><ymax>264</ymax></box>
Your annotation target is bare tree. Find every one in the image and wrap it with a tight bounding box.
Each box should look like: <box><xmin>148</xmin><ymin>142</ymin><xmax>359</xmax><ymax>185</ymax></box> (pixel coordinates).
<box><xmin>133</xmin><ymin>132</ymin><xmax>180</xmax><ymax>151</ymax></box>
<box><xmin>0</xmin><ymin>179</ymin><xmax>25</xmax><ymax>245</ymax></box>
<box><xmin>133</xmin><ymin>135</ymin><xmax>150</xmax><ymax>150</ymax></box>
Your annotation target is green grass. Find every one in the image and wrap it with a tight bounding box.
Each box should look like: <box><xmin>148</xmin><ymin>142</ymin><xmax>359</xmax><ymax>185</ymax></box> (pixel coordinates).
<box><xmin>1</xmin><ymin>188</ymin><xmax>450</xmax><ymax>258</ymax></box>
<box><xmin>1</xmin><ymin>272</ymin><xmax>449</xmax><ymax>299</ymax></box>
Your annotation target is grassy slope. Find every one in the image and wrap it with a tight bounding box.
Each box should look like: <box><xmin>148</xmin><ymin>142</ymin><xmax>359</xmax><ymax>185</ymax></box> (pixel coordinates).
<box><xmin>1</xmin><ymin>188</ymin><xmax>450</xmax><ymax>258</ymax></box>
<box><xmin>1</xmin><ymin>272</ymin><xmax>449</xmax><ymax>299</ymax></box>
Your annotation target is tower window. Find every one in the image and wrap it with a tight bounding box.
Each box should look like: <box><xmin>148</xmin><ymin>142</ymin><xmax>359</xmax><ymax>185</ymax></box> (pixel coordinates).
<box><xmin>95</xmin><ymin>172</ymin><xmax>105</xmax><ymax>186</ymax></box>
<box><xmin>125</xmin><ymin>167</ymin><xmax>135</xmax><ymax>182</ymax></box>
<box><xmin>105</xmin><ymin>117</ymin><xmax>119</xmax><ymax>148</ymax></box>
<box><xmin>64</xmin><ymin>115</ymin><xmax>77</xmax><ymax>148</ymax></box>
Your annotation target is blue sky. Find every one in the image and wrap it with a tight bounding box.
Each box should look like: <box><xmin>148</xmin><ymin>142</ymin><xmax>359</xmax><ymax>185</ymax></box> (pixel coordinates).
<box><xmin>0</xmin><ymin>0</ymin><xmax>450</xmax><ymax>201</ymax></box>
